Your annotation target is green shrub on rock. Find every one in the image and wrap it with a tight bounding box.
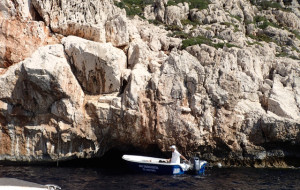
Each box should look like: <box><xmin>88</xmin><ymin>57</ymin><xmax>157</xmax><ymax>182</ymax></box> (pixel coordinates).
<box><xmin>167</xmin><ymin>0</ymin><xmax>211</xmax><ymax>10</ymax></box>
<box><xmin>114</xmin><ymin>0</ymin><xmax>154</xmax><ymax>17</ymax></box>
<box><xmin>254</xmin><ymin>16</ymin><xmax>279</xmax><ymax>29</ymax></box>
<box><xmin>182</xmin><ymin>36</ymin><xmax>239</xmax><ymax>49</ymax></box>
<box><xmin>249</xmin><ymin>0</ymin><xmax>291</xmax><ymax>12</ymax></box>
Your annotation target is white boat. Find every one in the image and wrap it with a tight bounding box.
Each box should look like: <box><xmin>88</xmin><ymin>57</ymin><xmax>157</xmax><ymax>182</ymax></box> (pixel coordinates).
<box><xmin>122</xmin><ymin>155</ymin><xmax>207</xmax><ymax>175</ymax></box>
<box><xmin>0</xmin><ymin>178</ymin><xmax>61</xmax><ymax>190</ymax></box>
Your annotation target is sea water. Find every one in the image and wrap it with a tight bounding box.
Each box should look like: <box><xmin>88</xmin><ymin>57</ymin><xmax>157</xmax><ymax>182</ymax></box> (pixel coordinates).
<box><xmin>0</xmin><ymin>165</ymin><xmax>299</xmax><ymax>189</ymax></box>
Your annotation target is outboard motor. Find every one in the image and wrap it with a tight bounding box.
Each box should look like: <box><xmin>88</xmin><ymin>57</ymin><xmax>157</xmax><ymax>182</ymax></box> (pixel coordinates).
<box><xmin>191</xmin><ymin>157</ymin><xmax>201</xmax><ymax>174</ymax></box>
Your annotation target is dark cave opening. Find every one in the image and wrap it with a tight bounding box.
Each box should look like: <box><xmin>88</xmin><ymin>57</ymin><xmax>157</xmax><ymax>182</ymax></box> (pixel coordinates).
<box><xmin>0</xmin><ymin>144</ymin><xmax>168</xmax><ymax>169</ymax></box>
<box><xmin>57</xmin><ymin>144</ymin><xmax>168</xmax><ymax>169</ymax></box>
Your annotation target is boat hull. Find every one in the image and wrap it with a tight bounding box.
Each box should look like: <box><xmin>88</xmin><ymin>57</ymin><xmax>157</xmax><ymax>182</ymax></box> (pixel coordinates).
<box><xmin>126</xmin><ymin>160</ymin><xmax>185</xmax><ymax>175</ymax></box>
<box><xmin>122</xmin><ymin>155</ymin><xmax>207</xmax><ymax>175</ymax></box>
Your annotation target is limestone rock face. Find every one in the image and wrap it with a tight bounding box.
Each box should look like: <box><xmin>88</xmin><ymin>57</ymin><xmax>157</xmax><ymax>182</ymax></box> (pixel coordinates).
<box><xmin>0</xmin><ymin>0</ymin><xmax>35</xmax><ymax>19</ymax></box>
<box><xmin>0</xmin><ymin>44</ymin><xmax>84</xmax><ymax>118</ymax></box>
<box><xmin>0</xmin><ymin>0</ymin><xmax>300</xmax><ymax>167</ymax></box>
<box><xmin>144</xmin><ymin>2</ymin><xmax>189</xmax><ymax>27</ymax></box>
<box><xmin>0</xmin><ymin>0</ymin><xmax>15</xmax><ymax>19</ymax></box>
<box><xmin>32</xmin><ymin>0</ymin><xmax>126</xmax><ymax>42</ymax></box>
<box><xmin>0</xmin><ymin>44</ymin><xmax>97</xmax><ymax>161</ymax></box>
<box><xmin>105</xmin><ymin>15</ymin><xmax>129</xmax><ymax>47</ymax></box>
<box><xmin>268</xmin><ymin>75</ymin><xmax>300</xmax><ymax>120</ymax></box>
<box><xmin>165</xmin><ymin>3</ymin><xmax>189</xmax><ymax>26</ymax></box>
<box><xmin>62</xmin><ymin>36</ymin><xmax>127</xmax><ymax>94</ymax></box>
<box><xmin>274</xmin><ymin>10</ymin><xmax>300</xmax><ymax>30</ymax></box>
<box><xmin>0</xmin><ymin>7</ymin><xmax>58</xmax><ymax>68</ymax></box>
<box><xmin>128</xmin><ymin>18</ymin><xmax>182</xmax><ymax>52</ymax></box>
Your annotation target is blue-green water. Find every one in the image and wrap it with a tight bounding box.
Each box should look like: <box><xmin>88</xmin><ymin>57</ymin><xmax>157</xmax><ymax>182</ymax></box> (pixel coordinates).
<box><xmin>0</xmin><ymin>165</ymin><xmax>299</xmax><ymax>189</ymax></box>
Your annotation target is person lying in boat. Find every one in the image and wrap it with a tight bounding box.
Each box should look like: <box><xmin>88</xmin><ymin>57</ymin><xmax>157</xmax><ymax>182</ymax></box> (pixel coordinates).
<box><xmin>168</xmin><ymin>145</ymin><xmax>188</xmax><ymax>164</ymax></box>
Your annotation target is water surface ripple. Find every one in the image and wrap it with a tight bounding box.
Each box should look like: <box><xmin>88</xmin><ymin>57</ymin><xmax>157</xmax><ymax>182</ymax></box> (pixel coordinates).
<box><xmin>0</xmin><ymin>166</ymin><xmax>299</xmax><ymax>189</ymax></box>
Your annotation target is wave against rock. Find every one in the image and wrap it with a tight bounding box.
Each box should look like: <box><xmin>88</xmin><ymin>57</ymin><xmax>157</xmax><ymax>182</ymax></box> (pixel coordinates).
<box><xmin>0</xmin><ymin>0</ymin><xmax>300</xmax><ymax>167</ymax></box>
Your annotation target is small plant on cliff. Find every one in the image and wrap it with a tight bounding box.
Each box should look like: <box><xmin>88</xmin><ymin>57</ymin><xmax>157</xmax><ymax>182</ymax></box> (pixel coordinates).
<box><xmin>148</xmin><ymin>19</ymin><xmax>163</xmax><ymax>25</ymax></box>
<box><xmin>114</xmin><ymin>0</ymin><xmax>154</xmax><ymax>17</ymax></box>
<box><xmin>182</xmin><ymin>36</ymin><xmax>210</xmax><ymax>49</ymax></box>
<box><xmin>248</xmin><ymin>33</ymin><xmax>276</xmax><ymax>44</ymax></box>
<box><xmin>246</xmin><ymin>41</ymin><xmax>263</xmax><ymax>47</ymax></box>
<box><xmin>220</xmin><ymin>22</ymin><xmax>240</xmax><ymax>32</ymax></box>
<box><xmin>257</xmin><ymin>1</ymin><xmax>283</xmax><ymax>10</ymax></box>
<box><xmin>181</xmin><ymin>36</ymin><xmax>239</xmax><ymax>49</ymax></box>
<box><xmin>181</xmin><ymin>19</ymin><xmax>200</xmax><ymax>27</ymax></box>
<box><xmin>167</xmin><ymin>0</ymin><xmax>211</xmax><ymax>10</ymax></box>
<box><xmin>253</xmin><ymin>16</ymin><xmax>279</xmax><ymax>29</ymax></box>
<box><xmin>290</xmin><ymin>30</ymin><xmax>300</xmax><ymax>41</ymax></box>
<box><xmin>276</xmin><ymin>51</ymin><xmax>300</xmax><ymax>60</ymax></box>
<box><xmin>250</xmin><ymin>0</ymin><xmax>291</xmax><ymax>12</ymax></box>
<box><xmin>168</xmin><ymin>31</ymin><xmax>191</xmax><ymax>39</ymax></box>
<box><xmin>165</xmin><ymin>24</ymin><xmax>182</xmax><ymax>31</ymax></box>
<box><xmin>228</xmin><ymin>13</ymin><xmax>242</xmax><ymax>22</ymax></box>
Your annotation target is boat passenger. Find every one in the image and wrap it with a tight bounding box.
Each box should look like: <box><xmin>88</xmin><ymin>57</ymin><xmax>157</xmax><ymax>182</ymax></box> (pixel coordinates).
<box><xmin>168</xmin><ymin>145</ymin><xmax>188</xmax><ymax>164</ymax></box>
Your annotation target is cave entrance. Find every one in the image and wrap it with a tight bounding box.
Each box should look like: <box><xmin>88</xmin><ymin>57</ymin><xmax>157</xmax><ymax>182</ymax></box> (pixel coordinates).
<box><xmin>59</xmin><ymin>144</ymin><xmax>167</xmax><ymax>169</ymax></box>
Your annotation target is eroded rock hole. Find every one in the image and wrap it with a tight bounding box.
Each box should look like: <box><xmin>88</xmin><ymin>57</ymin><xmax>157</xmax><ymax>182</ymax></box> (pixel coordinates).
<box><xmin>283</xmin><ymin>0</ymin><xmax>292</xmax><ymax>6</ymax></box>
<box><xmin>119</xmin><ymin>79</ymin><xmax>128</xmax><ymax>94</ymax></box>
<box><xmin>30</xmin><ymin>4</ymin><xmax>44</xmax><ymax>22</ymax></box>
<box><xmin>268</xmin><ymin>68</ymin><xmax>275</xmax><ymax>80</ymax></box>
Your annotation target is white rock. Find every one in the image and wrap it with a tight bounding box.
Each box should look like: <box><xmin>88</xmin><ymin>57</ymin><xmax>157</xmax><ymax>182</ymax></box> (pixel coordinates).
<box><xmin>105</xmin><ymin>15</ymin><xmax>129</xmax><ymax>47</ymax></box>
<box><xmin>165</xmin><ymin>3</ymin><xmax>189</xmax><ymax>26</ymax></box>
<box><xmin>125</xmin><ymin>64</ymin><xmax>151</xmax><ymax>109</ymax></box>
<box><xmin>32</xmin><ymin>0</ymin><xmax>125</xmax><ymax>42</ymax></box>
<box><xmin>62</xmin><ymin>36</ymin><xmax>127</xmax><ymax>94</ymax></box>
<box><xmin>268</xmin><ymin>75</ymin><xmax>300</xmax><ymax>120</ymax></box>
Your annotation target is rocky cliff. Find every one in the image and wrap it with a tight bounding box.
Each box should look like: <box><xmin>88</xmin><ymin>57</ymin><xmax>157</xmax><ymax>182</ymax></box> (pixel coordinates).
<box><xmin>0</xmin><ymin>0</ymin><xmax>299</xmax><ymax>167</ymax></box>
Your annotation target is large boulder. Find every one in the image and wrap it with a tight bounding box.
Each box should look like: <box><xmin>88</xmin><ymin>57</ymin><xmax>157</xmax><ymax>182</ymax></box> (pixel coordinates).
<box><xmin>0</xmin><ymin>44</ymin><xmax>84</xmax><ymax>115</ymax></box>
<box><xmin>0</xmin><ymin>44</ymin><xmax>97</xmax><ymax>162</ymax></box>
<box><xmin>62</xmin><ymin>36</ymin><xmax>127</xmax><ymax>94</ymax></box>
<box><xmin>165</xmin><ymin>3</ymin><xmax>189</xmax><ymax>26</ymax></box>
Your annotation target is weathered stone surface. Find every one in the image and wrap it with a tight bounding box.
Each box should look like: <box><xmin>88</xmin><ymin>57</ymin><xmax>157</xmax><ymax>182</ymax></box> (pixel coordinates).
<box><xmin>268</xmin><ymin>75</ymin><xmax>300</xmax><ymax>120</ymax></box>
<box><xmin>105</xmin><ymin>15</ymin><xmax>129</xmax><ymax>47</ymax></box>
<box><xmin>0</xmin><ymin>44</ymin><xmax>97</xmax><ymax>162</ymax></box>
<box><xmin>274</xmin><ymin>10</ymin><xmax>300</xmax><ymax>30</ymax></box>
<box><xmin>62</xmin><ymin>36</ymin><xmax>127</xmax><ymax>94</ymax></box>
<box><xmin>0</xmin><ymin>0</ymin><xmax>38</xmax><ymax>20</ymax></box>
<box><xmin>0</xmin><ymin>0</ymin><xmax>16</xmax><ymax>19</ymax></box>
<box><xmin>144</xmin><ymin>1</ymin><xmax>189</xmax><ymax>27</ymax></box>
<box><xmin>0</xmin><ymin>0</ymin><xmax>59</xmax><ymax>68</ymax></box>
<box><xmin>32</xmin><ymin>0</ymin><xmax>126</xmax><ymax>42</ymax></box>
<box><xmin>128</xmin><ymin>18</ymin><xmax>182</xmax><ymax>51</ymax></box>
<box><xmin>0</xmin><ymin>19</ymin><xmax>58</xmax><ymax>68</ymax></box>
<box><xmin>0</xmin><ymin>44</ymin><xmax>84</xmax><ymax>115</ymax></box>
<box><xmin>165</xmin><ymin>3</ymin><xmax>189</xmax><ymax>26</ymax></box>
